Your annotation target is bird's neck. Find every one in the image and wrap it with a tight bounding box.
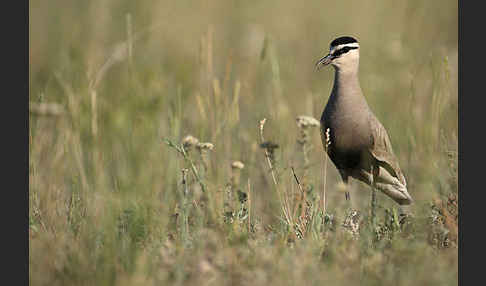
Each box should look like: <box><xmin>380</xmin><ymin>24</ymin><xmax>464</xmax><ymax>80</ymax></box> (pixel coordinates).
<box><xmin>331</xmin><ymin>67</ymin><xmax>363</xmax><ymax>101</ymax></box>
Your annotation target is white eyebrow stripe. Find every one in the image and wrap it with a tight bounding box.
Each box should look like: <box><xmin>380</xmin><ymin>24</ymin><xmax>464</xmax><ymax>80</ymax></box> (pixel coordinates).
<box><xmin>330</xmin><ymin>43</ymin><xmax>360</xmax><ymax>52</ymax></box>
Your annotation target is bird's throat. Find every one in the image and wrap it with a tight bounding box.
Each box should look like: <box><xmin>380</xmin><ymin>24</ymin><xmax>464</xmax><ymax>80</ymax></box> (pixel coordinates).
<box><xmin>331</xmin><ymin>69</ymin><xmax>363</xmax><ymax>102</ymax></box>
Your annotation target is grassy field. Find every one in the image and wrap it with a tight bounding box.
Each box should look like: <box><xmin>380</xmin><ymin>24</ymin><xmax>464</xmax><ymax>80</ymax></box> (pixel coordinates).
<box><xmin>29</xmin><ymin>0</ymin><xmax>458</xmax><ymax>285</ymax></box>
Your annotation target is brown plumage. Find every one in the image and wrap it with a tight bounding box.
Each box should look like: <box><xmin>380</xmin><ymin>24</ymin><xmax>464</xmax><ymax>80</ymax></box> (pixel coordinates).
<box><xmin>316</xmin><ymin>36</ymin><xmax>412</xmax><ymax>206</ymax></box>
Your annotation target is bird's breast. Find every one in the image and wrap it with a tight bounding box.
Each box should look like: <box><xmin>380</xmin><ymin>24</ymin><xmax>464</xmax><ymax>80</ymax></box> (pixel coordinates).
<box><xmin>332</xmin><ymin>119</ymin><xmax>371</xmax><ymax>150</ymax></box>
<box><xmin>322</xmin><ymin>110</ymin><xmax>371</xmax><ymax>149</ymax></box>
<box><xmin>321</xmin><ymin>108</ymin><xmax>373</xmax><ymax>173</ymax></box>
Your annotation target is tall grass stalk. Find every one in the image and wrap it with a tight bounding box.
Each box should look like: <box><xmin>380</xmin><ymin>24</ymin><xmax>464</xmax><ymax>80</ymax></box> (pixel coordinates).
<box><xmin>247</xmin><ymin>178</ymin><xmax>252</xmax><ymax>233</ymax></box>
<box><xmin>259</xmin><ymin>118</ymin><xmax>292</xmax><ymax>226</ymax></box>
<box><xmin>180</xmin><ymin>168</ymin><xmax>189</xmax><ymax>243</ymax></box>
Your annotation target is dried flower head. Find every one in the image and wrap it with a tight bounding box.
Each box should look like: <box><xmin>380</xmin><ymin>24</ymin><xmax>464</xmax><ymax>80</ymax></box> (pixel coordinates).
<box><xmin>231</xmin><ymin>161</ymin><xmax>245</xmax><ymax>170</ymax></box>
<box><xmin>182</xmin><ymin>135</ymin><xmax>199</xmax><ymax>151</ymax></box>
<box><xmin>296</xmin><ymin>115</ymin><xmax>320</xmax><ymax>129</ymax></box>
<box><xmin>196</xmin><ymin>142</ymin><xmax>215</xmax><ymax>151</ymax></box>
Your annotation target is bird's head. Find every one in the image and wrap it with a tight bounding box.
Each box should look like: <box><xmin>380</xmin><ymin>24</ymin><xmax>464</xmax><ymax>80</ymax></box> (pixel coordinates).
<box><xmin>316</xmin><ymin>36</ymin><xmax>360</xmax><ymax>73</ymax></box>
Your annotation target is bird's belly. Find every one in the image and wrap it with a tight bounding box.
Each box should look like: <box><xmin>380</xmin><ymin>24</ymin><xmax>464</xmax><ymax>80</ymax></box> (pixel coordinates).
<box><xmin>325</xmin><ymin>122</ymin><xmax>372</xmax><ymax>170</ymax></box>
<box><xmin>330</xmin><ymin>149</ymin><xmax>363</xmax><ymax>170</ymax></box>
<box><xmin>332</xmin><ymin>128</ymin><xmax>369</xmax><ymax>151</ymax></box>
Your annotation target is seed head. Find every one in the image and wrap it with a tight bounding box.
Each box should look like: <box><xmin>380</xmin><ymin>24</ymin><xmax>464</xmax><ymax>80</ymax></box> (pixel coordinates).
<box><xmin>231</xmin><ymin>161</ymin><xmax>245</xmax><ymax>170</ymax></box>
<box><xmin>182</xmin><ymin>135</ymin><xmax>199</xmax><ymax>151</ymax></box>
<box><xmin>196</xmin><ymin>142</ymin><xmax>215</xmax><ymax>151</ymax></box>
<box><xmin>296</xmin><ymin>115</ymin><xmax>320</xmax><ymax>129</ymax></box>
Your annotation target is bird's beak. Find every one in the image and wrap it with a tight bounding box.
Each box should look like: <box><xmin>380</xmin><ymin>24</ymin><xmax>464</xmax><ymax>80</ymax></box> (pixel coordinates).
<box><xmin>315</xmin><ymin>53</ymin><xmax>333</xmax><ymax>71</ymax></box>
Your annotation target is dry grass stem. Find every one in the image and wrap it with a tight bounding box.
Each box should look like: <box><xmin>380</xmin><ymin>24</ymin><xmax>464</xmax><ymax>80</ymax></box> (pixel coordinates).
<box><xmin>259</xmin><ymin>118</ymin><xmax>292</xmax><ymax>225</ymax></box>
<box><xmin>247</xmin><ymin>178</ymin><xmax>251</xmax><ymax>233</ymax></box>
<box><xmin>125</xmin><ymin>13</ymin><xmax>133</xmax><ymax>66</ymax></box>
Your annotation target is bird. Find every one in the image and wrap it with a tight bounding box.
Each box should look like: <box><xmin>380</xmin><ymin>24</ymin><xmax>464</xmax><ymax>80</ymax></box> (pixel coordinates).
<box><xmin>315</xmin><ymin>36</ymin><xmax>413</xmax><ymax>216</ymax></box>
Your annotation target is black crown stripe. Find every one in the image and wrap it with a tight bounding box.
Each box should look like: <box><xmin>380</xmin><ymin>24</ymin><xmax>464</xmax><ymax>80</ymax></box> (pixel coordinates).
<box><xmin>330</xmin><ymin>36</ymin><xmax>358</xmax><ymax>47</ymax></box>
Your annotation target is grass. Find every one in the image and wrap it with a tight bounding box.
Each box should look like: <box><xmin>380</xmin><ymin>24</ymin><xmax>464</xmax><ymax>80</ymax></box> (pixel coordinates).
<box><xmin>29</xmin><ymin>0</ymin><xmax>458</xmax><ymax>285</ymax></box>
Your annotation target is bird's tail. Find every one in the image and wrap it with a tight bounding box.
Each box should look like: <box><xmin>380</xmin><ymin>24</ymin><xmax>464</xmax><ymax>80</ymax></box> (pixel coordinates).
<box><xmin>374</xmin><ymin>165</ymin><xmax>413</xmax><ymax>205</ymax></box>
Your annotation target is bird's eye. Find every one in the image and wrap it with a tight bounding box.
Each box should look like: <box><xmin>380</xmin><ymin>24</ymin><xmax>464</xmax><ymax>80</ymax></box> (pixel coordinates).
<box><xmin>332</xmin><ymin>46</ymin><xmax>350</xmax><ymax>57</ymax></box>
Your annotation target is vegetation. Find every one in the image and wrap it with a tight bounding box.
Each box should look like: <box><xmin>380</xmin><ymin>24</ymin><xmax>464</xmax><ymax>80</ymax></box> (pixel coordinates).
<box><xmin>29</xmin><ymin>0</ymin><xmax>458</xmax><ymax>285</ymax></box>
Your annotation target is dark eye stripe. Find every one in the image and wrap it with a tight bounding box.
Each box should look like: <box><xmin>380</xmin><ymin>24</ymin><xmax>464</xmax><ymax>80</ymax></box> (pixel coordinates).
<box><xmin>332</xmin><ymin>46</ymin><xmax>359</xmax><ymax>57</ymax></box>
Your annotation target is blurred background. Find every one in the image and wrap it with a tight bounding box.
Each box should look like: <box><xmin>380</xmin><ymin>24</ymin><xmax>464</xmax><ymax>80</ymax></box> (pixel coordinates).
<box><xmin>30</xmin><ymin>0</ymin><xmax>457</xmax><ymax>285</ymax></box>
